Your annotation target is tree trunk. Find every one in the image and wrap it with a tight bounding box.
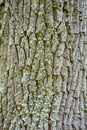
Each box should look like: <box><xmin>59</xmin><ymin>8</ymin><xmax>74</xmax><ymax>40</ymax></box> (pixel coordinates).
<box><xmin>0</xmin><ymin>0</ymin><xmax>87</xmax><ymax>130</ymax></box>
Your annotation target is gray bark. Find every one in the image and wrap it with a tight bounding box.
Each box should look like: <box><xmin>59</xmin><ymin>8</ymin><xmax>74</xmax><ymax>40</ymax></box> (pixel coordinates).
<box><xmin>0</xmin><ymin>0</ymin><xmax>87</xmax><ymax>130</ymax></box>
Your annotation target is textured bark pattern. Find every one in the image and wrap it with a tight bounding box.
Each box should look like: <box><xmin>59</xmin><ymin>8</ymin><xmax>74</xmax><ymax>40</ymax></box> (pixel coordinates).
<box><xmin>0</xmin><ymin>0</ymin><xmax>87</xmax><ymax>130</ymax></box>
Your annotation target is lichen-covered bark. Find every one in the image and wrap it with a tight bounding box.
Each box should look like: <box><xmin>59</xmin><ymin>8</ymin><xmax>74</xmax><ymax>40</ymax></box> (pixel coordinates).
<box><xmin>0</xmin><ymin>0</ymin><xmax>87</xmax><ymax>130</ymax></box>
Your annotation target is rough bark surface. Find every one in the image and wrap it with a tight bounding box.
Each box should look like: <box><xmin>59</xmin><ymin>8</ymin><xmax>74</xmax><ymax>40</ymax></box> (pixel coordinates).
<box><xmin>0</xmin><ymin>0</ymin><xmax>87</xmax><ymax>130</ymax></box>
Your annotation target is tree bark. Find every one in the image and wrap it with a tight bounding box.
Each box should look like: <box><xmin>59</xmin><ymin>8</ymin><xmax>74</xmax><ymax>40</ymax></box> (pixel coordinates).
<box><xmin>0</xmin><ymin>0</ymin><xmax>87</xmax><ymax>130</ymax></box>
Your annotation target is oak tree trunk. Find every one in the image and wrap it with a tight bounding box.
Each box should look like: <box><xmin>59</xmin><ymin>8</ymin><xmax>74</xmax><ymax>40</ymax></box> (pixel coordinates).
<box><xmin>0</xmin><ymin>0</ymin><xmax>87</xmax><ymax>130</ymax></box>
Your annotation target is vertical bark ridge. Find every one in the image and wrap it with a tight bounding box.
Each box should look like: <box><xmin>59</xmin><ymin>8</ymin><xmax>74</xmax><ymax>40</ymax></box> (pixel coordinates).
<box><xmin>84</xmin><ymin>0</ymin><xmax>87</xmax><ymax>129</ymax></box>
